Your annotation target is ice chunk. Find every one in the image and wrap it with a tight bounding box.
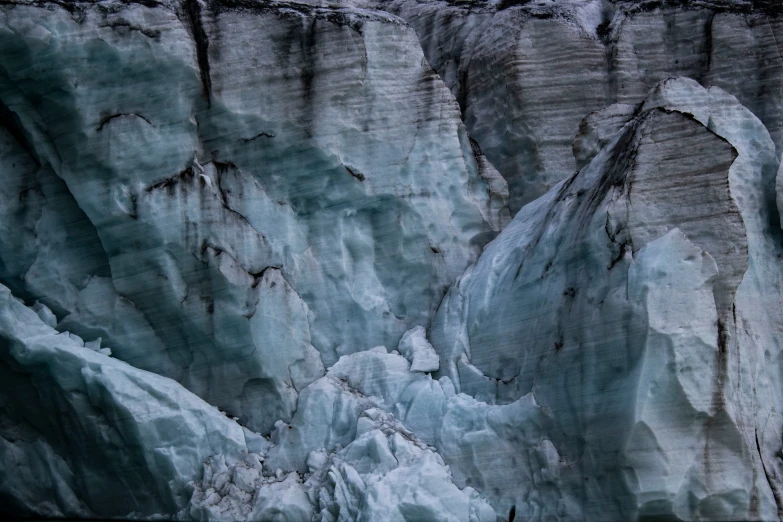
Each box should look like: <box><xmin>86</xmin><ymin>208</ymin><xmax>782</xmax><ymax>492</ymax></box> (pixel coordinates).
<box><xmin>397</xmin><ymin>326</ymin><xmax>440</xmax><ymax>373</ymax></box>
<box><xmin>0</xmin><ymin>283</ymin><xmax>253</xmax><ymax>518</ymax></box>
<box><xmin>83</xmin><ymin>337</ymin><xmax>101</xmax><ymax>351</ymax></box>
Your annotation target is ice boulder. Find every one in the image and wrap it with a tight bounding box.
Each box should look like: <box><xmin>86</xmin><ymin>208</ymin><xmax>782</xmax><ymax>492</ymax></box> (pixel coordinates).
<box><xmin>397</xmin><ymin>326</ymin><xmax>440</xmax><ymax>373</ymax></box>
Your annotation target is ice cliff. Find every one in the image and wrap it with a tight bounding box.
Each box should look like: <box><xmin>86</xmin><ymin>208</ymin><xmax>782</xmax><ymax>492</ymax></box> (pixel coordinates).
<box><xmin>385</xmin><ymin>0</ymin><xmax>783</xmax><ymax>212</ymax></box>
<box><xmin>0</xmin><ymin>0</ymin><xmax>782</xmax><ymax>521</ymax></box>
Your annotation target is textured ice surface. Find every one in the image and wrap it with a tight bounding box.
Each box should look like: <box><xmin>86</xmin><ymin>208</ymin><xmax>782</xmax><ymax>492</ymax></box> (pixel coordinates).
<box><xmin>0</xmin><ymin>282</ymin><xmax>256</xmax><ymax>518</ymax></box>
<box><xmin>1</xmin><ymin>0</ymin><xmax>783</xmax><ymax>520</ymax></box>
<box><xmin>398</xmin><ymin>326</ymin><xmax>439</xmax><ymax>373</ymax></box>
<box><xmin>0</xmin><ymin>0</ymin><xmax>500</xmax><ymax>436</ymax></box>
<box><xmin>188</xmin><ymin>404</ymin><xmax>497</xmax><ymax>522</ymax></box>
<box><xmin>384</xmin><ymin>0</ymin><xmax>783</xmax><ymax>212</ymax></box>
<box><xmin>430</xmin><ymin>78</ymin><xmax>783</xmax><ymax>519</ymax></box>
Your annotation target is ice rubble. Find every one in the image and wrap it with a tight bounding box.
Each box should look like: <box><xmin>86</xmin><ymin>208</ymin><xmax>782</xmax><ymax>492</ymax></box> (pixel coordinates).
<box><xmin>188</xmin><ymin>407</ymin><xmax>497</xmax><ymax>522</ymax></box>
<box><xmin>0</xmin><ymin>282</ymin><xmax>496</xmax><ymax>520</ymax></box>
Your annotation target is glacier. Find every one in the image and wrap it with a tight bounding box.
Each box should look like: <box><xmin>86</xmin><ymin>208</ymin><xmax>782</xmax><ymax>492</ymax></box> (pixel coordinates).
<box><xmin>385</xmin><ymin>0</ymin><xmax>783</xmax><ymax>212</ymax></box>
<box><xmin>1</xmin><ymin>0</ymin><xmax>783</xmax><ymax>521</ymax></box>
<box><xmin>431</xmin><ymin>77</ymin><xmax>783</xmax><ymax>520</ymax></box>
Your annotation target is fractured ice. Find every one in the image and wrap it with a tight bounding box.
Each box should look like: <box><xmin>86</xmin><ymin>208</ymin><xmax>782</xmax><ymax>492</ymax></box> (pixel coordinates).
<box><xmin>1</xmin><ymin>0</ymin><xmax>783</xmax><ymax>520</ymax></box>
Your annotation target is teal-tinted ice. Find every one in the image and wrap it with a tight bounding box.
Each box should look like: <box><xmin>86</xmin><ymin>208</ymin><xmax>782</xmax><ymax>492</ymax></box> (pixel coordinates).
<box><xmin>1</xmin><ymin>1</ymin><xmax>783</xmax><ymax>521</ymax></box>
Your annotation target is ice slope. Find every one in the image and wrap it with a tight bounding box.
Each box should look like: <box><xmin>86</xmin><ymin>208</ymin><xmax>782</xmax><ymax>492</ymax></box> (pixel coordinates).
<box><xmin>0</xmin><ymin>282</ymin><xmax>259</xmax><ymax>518</ymax></box>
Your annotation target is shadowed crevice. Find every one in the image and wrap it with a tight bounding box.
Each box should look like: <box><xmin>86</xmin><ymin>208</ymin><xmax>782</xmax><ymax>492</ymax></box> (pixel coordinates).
<box><xmin>183</xmin><ymin>0</ymin><xmax>211</xmax><ymax>105</ymax></box>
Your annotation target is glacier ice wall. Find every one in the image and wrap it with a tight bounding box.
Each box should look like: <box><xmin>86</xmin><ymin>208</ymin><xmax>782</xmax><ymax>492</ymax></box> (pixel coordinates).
<box><xmin>430</xmin><ymin>78</ymin><xmax>783</xmax><ymax>520</ymax></box>
<box><xmin>385</xmin><ymin>0</ymin><xmax>783</xmax><ymax>212</ymax></box>
<box><xmin>0</xmin><ymin>0</ymin><xmax>503</xmax><ymax>437</ymax></box>
<box><xmin>1</xmin><ymin>0</ymin><xmax>783</xmax><ymax>521</ymax></box>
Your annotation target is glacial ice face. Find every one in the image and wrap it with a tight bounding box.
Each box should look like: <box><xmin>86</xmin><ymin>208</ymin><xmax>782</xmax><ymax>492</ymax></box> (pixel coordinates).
<box><xmin>0</xmin><ymin>0</ymin><xmax>500</xmax><ymax>434</ymax></box>
<box><xmin>187</xmin><ymin>403</ymin><xmax>497</xmax><ymax>522</ymax></box>
<box><xmin>385</xmin><ymin>0</ymin><xmax>783</xmax><ymax>212</ymax></box>
<box><xmin>2</xmin><ymin>0</ymin><xmax>783</xmax><ymax>520</ymax></box>
<box><xmin>430</xmin><ymin>78</ymin><xmax>783</xmax><ymax>520</ymax></box>
<box><xmin>398</xmin><ymin>326</ymin><xmax>439</xmax><ymax>373</ymax></box>
<box><xmin>0</xmin><ymin>284</ymin><xmax>497</xmax><ymax>521</ymax></box>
